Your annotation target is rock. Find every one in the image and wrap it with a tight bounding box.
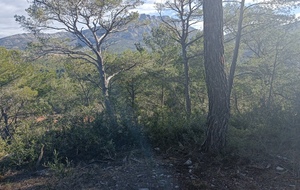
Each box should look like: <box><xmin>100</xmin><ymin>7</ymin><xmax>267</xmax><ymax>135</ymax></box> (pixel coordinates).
<box><xmin>184</xmin><ymin>158</ymin><xmax>192</xmax><ymax>166</ymax></box>
<box><xmin>276</xmin><ymin>155</ymin><xmax>288</xmax><ymax>161</ymax></box>
<box><xmin>276</xmin><ymin>166</ymin><xmax>285</xmax><ymax>171</ymax></box>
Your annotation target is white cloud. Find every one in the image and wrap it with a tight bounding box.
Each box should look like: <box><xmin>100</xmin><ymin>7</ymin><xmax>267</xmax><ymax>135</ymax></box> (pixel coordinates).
<box><xmin>1</xmin><ymin>0</ymin><xmax>298</xmax><ymax>38</ymax></box>
<box><xmin>0</xmin><ymin>0</ymin><xmax>160</xmax><ymax>38</ymax></box>
<box><xmin>134</xmin><ymin>2</ymin><xmax>157</xmax><ymax>15</ymax></box>
<box><xmin>0</xmin><ymin>0</ymin><xmax>29</xmax><ymax>38</ymax></box>
<box><xmin>135</xmin><ymin>0</ymin><xmax>168</xmax><ymax>15</ymax></box>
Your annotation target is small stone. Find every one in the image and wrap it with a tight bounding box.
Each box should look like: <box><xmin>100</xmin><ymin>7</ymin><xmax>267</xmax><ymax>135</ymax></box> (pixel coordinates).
<box><xmin>139</xmin><ymin>188</ymin><xmax>149</xmax><ymax>190</ymax></box>
<box><xmin>184</xmin><ymin>158</ymin><xmax>192</xmax><ymax>166</ymax></box>
<box><xmin>277</xmin><ymin>155</ymin><xmax>288</xmax><ymax>160</ymax></box>
<box><xmin>276</xmin><ymin>166</ymin><xmax>285</xmax><ymax>171</ymax></box>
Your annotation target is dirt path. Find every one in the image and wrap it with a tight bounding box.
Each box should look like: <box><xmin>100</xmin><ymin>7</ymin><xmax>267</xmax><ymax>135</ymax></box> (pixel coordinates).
<box><xmin>0</xmin><ymin>150</ymin><xmax>180</xmax><ymax>190</ymax></box>
<box><xmin>1</xmin><ymin>150</ymin><xmax>300</xmax><ymax>189</ymax></box>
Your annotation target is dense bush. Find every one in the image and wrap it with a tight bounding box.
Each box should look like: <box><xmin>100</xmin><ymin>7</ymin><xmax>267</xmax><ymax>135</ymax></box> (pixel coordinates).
<box><xmin>143</xmin><ymin>109</ymin><xmax>206</xmax><ymax>151</ymax></box>
<box><xmin>0</xmin><ymin>113</ymin><xmax>149</xmax><ymax>170</ymax></box>
<box><xmin>228</xmin><ymin>106</ymin><xmax>300</xmax><ymax>165</ymax></box>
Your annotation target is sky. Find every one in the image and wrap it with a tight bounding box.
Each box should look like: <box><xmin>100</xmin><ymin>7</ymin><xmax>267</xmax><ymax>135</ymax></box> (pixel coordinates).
<box><xmin>0</xmin><ymin>0</ymin><xmax>161</xmax><ymax>38</ymax></box>
<box><xmin>0</xmin><ymin>0</ymin><xmax>299</xmax><ymax>38</ymax></box>
<box><xmin>0</xmin><ymin>0</ymin><xmax>30</xmax><ymax>38</ymax></box>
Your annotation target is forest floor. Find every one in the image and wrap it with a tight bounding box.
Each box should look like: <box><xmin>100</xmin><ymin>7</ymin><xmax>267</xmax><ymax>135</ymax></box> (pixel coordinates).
<box><xmin>0</xmin><ymin>148</ymin><xmax>300</xmax><ymax>190</ymax></box>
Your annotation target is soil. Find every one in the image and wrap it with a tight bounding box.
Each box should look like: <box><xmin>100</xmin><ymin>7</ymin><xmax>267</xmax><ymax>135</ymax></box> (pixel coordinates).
<box><xmin>0</xmin><ymin>149</ymin><xmax>299</xmax><ymax>190</ymax></box>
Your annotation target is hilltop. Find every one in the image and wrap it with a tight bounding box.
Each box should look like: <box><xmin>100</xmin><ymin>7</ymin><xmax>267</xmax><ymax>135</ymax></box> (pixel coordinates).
<box><xmin>0</xmin><ymin>14</ymin><xmax>162</xmax><ymax>51</ymax></box>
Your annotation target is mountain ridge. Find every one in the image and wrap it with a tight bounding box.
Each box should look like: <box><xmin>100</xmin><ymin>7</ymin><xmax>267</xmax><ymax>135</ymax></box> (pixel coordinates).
<box><xmin>0</xmin><ymin>14</ymin><xmax>162</xmax><ymax>51</ymax></box>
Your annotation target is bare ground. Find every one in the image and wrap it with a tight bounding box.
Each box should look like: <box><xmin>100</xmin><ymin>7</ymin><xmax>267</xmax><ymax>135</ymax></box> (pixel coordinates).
<box><xmin>1</xmin><ymin>149</ymin><xmax>299</xmax><ymax>190</ymax></box>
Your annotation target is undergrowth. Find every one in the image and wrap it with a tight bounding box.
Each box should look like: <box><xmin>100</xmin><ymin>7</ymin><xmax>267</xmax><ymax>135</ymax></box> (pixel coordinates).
<box><xmin>1</xmin><ymin>106</ymin><xmax>300</xmax><ymax>177</ymax></box>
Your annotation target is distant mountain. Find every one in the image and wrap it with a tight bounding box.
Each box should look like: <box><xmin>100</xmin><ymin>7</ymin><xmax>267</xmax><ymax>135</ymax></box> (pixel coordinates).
<box><xmin>0</xmin><ymin>14</ymin><xmax>162</xmax><ymax>51</ymax></box>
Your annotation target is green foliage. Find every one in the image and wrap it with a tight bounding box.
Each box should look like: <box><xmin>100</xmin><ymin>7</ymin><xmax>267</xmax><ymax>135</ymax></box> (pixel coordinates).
<box><xmin>39</xmin><ymin>117</ymin><xmax>115</xmax><ymax>162</ymax></box>
<box><xmin>0</xmin><ymin>113</ymin><xmax>148</xmax><ymax>169</ymax></box>
<box><xmin>44</xmin><ymin>149</ymin><xmax>72</xmax><ymax>177</ymax></box>
<box><xmin>1</xmin><ymin>122</ymin><xmax>41</xmax><ymax>168</ymax></box>
<box><xmin>144</xmin><ymin>109</ymin><xmax>205</xmax><ymax>150</ymax></box>
<box><xmin>0</xmin><ymin>47</ymin><xmax>23</xmax><ymax>87</ymax></box>
<box><xmin>228</xmin><ymin>105</ymin><xmax>300</xmax><ymax>164</ymax></box>
<box><xmin>1</xmin><ymin>0</ymin><xmax>300</xmax><ymax>176</ymax></box>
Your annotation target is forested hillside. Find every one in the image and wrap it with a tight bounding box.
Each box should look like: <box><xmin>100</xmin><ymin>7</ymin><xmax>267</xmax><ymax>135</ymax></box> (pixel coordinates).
<box><xmin>1</xmin><ymin>0</ymin><xmax>300</xmax><ymax>189</ymax></box>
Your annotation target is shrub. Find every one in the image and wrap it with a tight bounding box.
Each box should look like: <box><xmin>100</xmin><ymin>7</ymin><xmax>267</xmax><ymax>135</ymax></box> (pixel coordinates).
<box><xmin>0</xmin><ymin>122</ymin><xmax>42</xmax><ymax>170</ymax></box>
<box><xmin>143</xmin><ymin>109</ymin><xmax>206</xmax><ymax>151</ymax></box>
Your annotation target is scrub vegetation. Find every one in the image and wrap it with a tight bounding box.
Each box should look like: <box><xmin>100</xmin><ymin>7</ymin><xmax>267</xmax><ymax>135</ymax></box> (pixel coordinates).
<box><xmin>1</xmin><ymin>0</ymin><xmax>300</xmax><ymax>189</ymax></box>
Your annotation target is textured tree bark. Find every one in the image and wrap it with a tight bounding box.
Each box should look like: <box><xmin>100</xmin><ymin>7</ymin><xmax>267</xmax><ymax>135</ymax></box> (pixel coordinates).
<box><xmin>201</xmin><ymin>0</ymin><xmax>230</xmax><ymax>154</ymax></box>
<box><xmin>96</xmin><ymin>54</ymin><xmax>117</xmax><ymax>126</ymax></box>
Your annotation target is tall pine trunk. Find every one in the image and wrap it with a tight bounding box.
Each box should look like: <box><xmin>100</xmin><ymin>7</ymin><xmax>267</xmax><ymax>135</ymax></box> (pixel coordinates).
<box><xmin>97</xmin><ymin>54</ymin><xmax>117</xmax><ymax>126</ymax></box>
<box><xmin>201</xmin><ymin>0</ymin><xmax>230</xmax><ymax>154</ymax></box>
